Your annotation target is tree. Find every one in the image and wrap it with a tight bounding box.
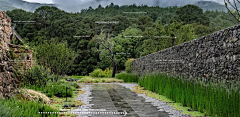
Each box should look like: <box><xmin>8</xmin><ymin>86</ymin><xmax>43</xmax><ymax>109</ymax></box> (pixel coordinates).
<box><xmin>93</xmin><ymin>30</ymin><xmax>117</xmax><ymax>77</ymax></box>
<box><xmin>224</xmin><ymin>0</ymin><xmax>240</xmax><ymax>23</ymax></box>
<box><xmin>111</xmin><ymin>26</ymin><xmax>143</xmax><ymax>70</ymax></box>
<box><xmin>174</xmin><ymin>4</ymin><xmax>210</xmax><ymax>26</ymax></box>
<box><xmin>36</xmin><ymin>39</ymin><xmax>76</xmax><ymax>81</ymax></box>
<box><xmin>166</xmin><ymin>21</ymin><xmax>196</xmax><ymax>45</ymax></box>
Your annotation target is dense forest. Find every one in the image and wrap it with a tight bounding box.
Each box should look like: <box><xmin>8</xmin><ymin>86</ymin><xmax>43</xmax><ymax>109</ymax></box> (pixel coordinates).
<box><xmin>6</xmin><ymin>3</ymin><xmax>238</xmax><ymax>76</ymax></box>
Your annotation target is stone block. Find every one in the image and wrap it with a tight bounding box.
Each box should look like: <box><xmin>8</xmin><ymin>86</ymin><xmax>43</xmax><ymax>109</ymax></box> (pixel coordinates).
<box><xmin>132</xmin><ymin>24</ymin><xmax>240</xmax><ymax>83</ymax></box>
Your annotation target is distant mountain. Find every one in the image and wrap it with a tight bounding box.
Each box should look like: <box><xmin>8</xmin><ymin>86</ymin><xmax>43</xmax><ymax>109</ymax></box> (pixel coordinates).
<box><xmin>0</xmin><ymin>0</ymin><xmax>235</xmax><ymax>12</ymax></box>
<box><xmin>0</xmin><ymin>1</ymin><xmax>17</xmax><ymax>11</ymax></box>
<box><xmin>193</xmin><ymin>1</ymin><xmax>229</xmax><ymax>12</ymax></box>
<box><xmin>0</xmin><ymin>0</ymin><xmax>55</xmax><ymax>12</ymax></box>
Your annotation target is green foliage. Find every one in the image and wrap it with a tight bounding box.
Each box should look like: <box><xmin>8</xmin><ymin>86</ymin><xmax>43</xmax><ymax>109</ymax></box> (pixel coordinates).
<box><xmin>89</xmin><ymin>68</ymin><xmax>113</xmax><ymax>78</ymax></box>
<box><xmin>125</xmin><ymin>58</ymin><xmax>134</xmax><ymax>73</ymax></box>
<box><xmin>43</xmin><ymin>82</ymin><xmax>74</xmax><ymax>98</ymax></box>
<box><xmin>36</xmin><ymin>39</ymin><xmax>76</xmax><ymax>81</ymax></box>
<box><xmin>20</xmin><ymin>53</ymin><xmax>26</xmax><ymax>60</ymax></box>
<box><xmin>6</xmin><ymin>4</ymin><xmax>237</xmax><ymax>76</ymax></box>
<box><xmin>138</xmin><ymin>73</ymin><xmax>240</xmax><ymax>117</ymax></box>
<box><xmin>23</xmin><ymin>64</ymin><xmax>52</xmax><ymax>87</ymax></box>
<box><xmin>174</xmin><ymin>4</ymin><xmax>210</xmax><ymax>26</ymax></box>
<box><xmin>89</xmin><ymin>68</ymin><xmax>105</xmax><ymax>77</ymax></box>
<box><xmin>70</xmin><ymin>76</ymin><xmax>83</xmax><ymax>79</ymax></box>
<box><xmin>115</xmin><ymin>72</ymin><xmax>138</xmax><ymax>83</ymax></box>
<box><xmin>0</xmin><ymin>98</ymin><xmax>58</xmax><ymax>117</ymax></box>
<box><xmin>103</xmin><ymin>68</ymin><xmax>113</xmax><ymax>78</ymax></box>
<box><xmin>111</xmin><ymin>26</ymin><xmax>143</xmax><ymax>69</ymax></box>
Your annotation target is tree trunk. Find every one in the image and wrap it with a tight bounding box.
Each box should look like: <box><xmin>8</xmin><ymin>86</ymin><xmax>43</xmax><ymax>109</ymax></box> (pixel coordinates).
<box><xmin>55</xmin><ymin>65</ymin><xmax>59</xmax><ymax>82</ymax></box>
<box><xmin>112</xmin><ymin>61</ymin><xmax>116</xmax><ymax>77</ymax></box>
<box><xmin>111</xmin><ymin>56</ymin><xmax>116</xmax><ymax>77</ymax></box>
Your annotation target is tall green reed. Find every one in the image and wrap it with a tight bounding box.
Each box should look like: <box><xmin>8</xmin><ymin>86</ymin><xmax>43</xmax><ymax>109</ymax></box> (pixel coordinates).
<box><xmin>138</xmin><ymin>73</ymin><xmax>240</xmax><ymax>117</ymax></box>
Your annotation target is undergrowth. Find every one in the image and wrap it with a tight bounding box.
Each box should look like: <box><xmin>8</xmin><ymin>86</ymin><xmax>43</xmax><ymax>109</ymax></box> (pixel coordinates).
<box><xmin>0</xmin><ymin>98</ymin><xmax>59</xmax><ymax>117</ymax></box>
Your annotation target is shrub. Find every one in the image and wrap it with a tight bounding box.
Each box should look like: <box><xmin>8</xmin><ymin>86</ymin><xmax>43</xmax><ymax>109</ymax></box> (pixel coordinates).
<box><xmin>89</xmin><ymin>68</ymin><xmax>105</xmax><ymax>77</ymax></box>
<box><xmin>104</xmin><ymin>68</ymin><xmax>113</xmax><ymax>78</ymax></box>
<box><xmin>104</xmin><ymin>68</ymin><xmax>109</xmax><ymax>74</ymax></box>
<box><xmin>98</xmin><ymin>72</ymin><xmax>106</xmax><ymax>77</ymax></box>
<box><xmin>89</xmin><ymin>68</ymin><xmax>113</xmax><ymax>78</ymax></box>
<box><xmin>23</xmin><ymin>64</ymin><xmax>52</xmax><ymax>87</ymax></box>
<box><xmin>115</xmin><ymin>72</ymin><xmax>138</xmax><ymax>83</ymax></box>
<box><xmin>43</xmin><ymin>82</ymin><xmax>74</xmax><ymax>98</ymax></box>
<box><xmin>125</xmin><ymin>58</ymin><xmax>134</xmax><ymax>73</ymax></box>
<box><xmin>0</xmin><ymin>98</ymin><xmax>58</xmax><ymax>117</ymax></box>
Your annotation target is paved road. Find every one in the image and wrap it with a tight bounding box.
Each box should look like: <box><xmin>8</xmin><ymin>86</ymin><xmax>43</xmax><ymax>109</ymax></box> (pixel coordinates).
<box><xmin>73</xmin><ymin>84</ymin><xmax>170</xmax><ymax>117</ymax></box>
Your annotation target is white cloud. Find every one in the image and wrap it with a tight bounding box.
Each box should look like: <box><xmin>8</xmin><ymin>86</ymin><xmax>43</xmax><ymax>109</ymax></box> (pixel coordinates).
<box><xmin>23</xmin><ymin>0</ymin><xmax>53</xmax><ymax>4</ymax></box>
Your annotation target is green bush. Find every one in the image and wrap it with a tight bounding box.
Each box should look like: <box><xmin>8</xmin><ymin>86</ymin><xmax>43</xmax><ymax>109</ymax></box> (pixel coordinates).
<box><xmin>43</xmin><ymin>82</ymin><xmax>74</xmax><ymax>98</ymax></box>
<box><xmin>115</xmin><ymin>72</ymin><xmax>138</xmax><ymax>83</ymax></box>
<box><xmin>89</xmin><ymin>68</ymin><xmax>113</xmax><ymax>78</ymax></box>
<box><xmin>103</xmin><ymin>68</ymin><xmax>113</xmax><ymax>78</ymax></box>
<box><xmin>125</xmin><ymin>58</ymin><xmax>134</xmax><ymax>73</ymax></box>
<box><xmin>23</xmin><ymin>64</ymin><xmax>52</xmax><ymax>87</ymax></box>
<box><xmin>89</xmin><ymin>68</ymin><xmax>105</xmax><ymax>77</ymax></box>
<box><xmin>0</xmin><ymin>98</ymin><xmax>58</xmax><ymax>117</ymax></box>
<box><xmin>138</xmin><ymin>73</ymin><xmax>240</xmax><ymax>117</ymax></box>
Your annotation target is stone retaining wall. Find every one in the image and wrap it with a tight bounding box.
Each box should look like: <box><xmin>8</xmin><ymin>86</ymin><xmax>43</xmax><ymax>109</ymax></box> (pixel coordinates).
<box><xmin>0</xmin><ymin>11</ymin><xmax>34</xmax><ymax>98</ymax></box>
<box><xmin>132</xmin><ymin>25</ymin><xmax>240</xmax><ymax>83</ymax></box>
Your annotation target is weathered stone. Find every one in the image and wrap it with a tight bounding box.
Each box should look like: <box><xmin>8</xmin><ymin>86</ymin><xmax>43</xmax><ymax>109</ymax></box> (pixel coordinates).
<box><xmin>0</xmin><ymin>77</ymin><xmax>2</xmax><ymax>86</ymax></box>
<box><xmin>0</xmin><ymin>86</ymin><xmax>3</xmax><ymax>92</ymax></box>
<box><xmin>132</xmin><ymin>24</ymin><xmax>240</xmax><ymax>83</ymax></box>
<box><xmin>0</xmin><ymin>11</ymin><xmax>34</xmax><ymax>98</ymax></box>
<box><xmin>0</xmin><ymin>91</ymin><xmax>3</xmax><ymax>99</ymax></box>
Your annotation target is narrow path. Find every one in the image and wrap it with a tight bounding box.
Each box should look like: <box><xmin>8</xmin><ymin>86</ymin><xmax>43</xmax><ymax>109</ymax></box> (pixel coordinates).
<box><xmin>72</xmin><ymin>83</ymin><xmax>171</xmax><ymax>117</ymax></box>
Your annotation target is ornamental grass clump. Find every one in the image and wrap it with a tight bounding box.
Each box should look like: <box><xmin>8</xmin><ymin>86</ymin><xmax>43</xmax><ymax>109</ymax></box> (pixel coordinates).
<box><xmin>138</xmin><ymin>73</ymin><xmax>240</xmax><ymax>117</ymax></box>
<box><xmin>115</xmin><ymin>72</ymin><xmax>138</xmax><ymax>82</ymax></box>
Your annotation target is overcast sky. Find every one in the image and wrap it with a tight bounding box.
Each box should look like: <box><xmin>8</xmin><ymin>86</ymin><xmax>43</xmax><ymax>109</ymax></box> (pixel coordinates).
<box><xmin>23</xmin><ymin>0</ymin><xmax>53</xmax><ymax>4</ymax></box>
<box><xmin>24</xmin><ymin>0</ymin><xmax>226</xmax><ymax>4</ymax></box>
<box><xmin>22</xmin><ymin>0</ymin><xmax>228</xmax><ymax>12</ymax></box>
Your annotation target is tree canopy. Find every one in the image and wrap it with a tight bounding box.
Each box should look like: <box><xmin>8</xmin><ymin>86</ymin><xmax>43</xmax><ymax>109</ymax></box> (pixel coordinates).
<box><xmin>6</xmin><ymin>4</ymin><xmax>238</xmax><ymax>75</ymax></box>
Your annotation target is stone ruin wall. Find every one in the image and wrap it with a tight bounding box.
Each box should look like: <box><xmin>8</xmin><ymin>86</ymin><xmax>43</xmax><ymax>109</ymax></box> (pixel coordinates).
<box><xmin>0</xmin><ymin>11</ymin><xmax>34</xmax><ymax>98</ymax></box>
<box><xmin>132</xmin><ymin>24</ymin><xmax>240</xmax><ymax>84</ymax></box>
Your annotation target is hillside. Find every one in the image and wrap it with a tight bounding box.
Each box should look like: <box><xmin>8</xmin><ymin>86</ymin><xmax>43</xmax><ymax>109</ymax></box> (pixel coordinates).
<box><xmin>0</xmin><ymin>1</ymin><xmax>16</xmax><ymax>11</ymax></box>
<box><xmin>193</xmin><ymin>1</ymin><xmax>228</xmax><ymax>11</ymax></box>
<box><xmin>0</xmin><ymin>0</ymin><xmax>235</xmax><ymax>12</ymax></box>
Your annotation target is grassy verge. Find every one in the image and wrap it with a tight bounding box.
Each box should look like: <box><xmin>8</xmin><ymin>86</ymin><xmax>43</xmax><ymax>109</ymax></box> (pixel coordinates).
<box><xmin>77</xmin><ymin>76</ymin><xmax>123</xmax><ymax>83</ymax></box>
<box><xmin>0</xmin><ymin>98</ymin><xmax>59</xmax><ymax>117</ymax></box>
<box><xmin>15</xmin><ymin>78</ymin><xmax>84</xmax><ymax>117</ymax></box>
<box><xmin>138</xmin><ymin>73</ymin><xmax>240</xmax><ymax>117</ymax></box>
<box><xmin>115</xmin><ymin>72</ymin><xmax>138</xmax><ymax>83</ymax></box>
<box><xmin>49</xmin><ymin>87</ymin><xmax>85</xmax><ymax>117</ymax></box>
<box><xmin>132</xmin><ymin>85</ymin><xmax>205</xmax><ymax>116</ymax></box>
<box><xmin>70</xmin><ymin>76</ymin><xmax>84</xmax><ymax>79</ymax></box>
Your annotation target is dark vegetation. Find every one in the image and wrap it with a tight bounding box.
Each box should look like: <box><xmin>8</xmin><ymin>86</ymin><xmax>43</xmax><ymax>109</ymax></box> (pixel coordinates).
<box><xmin>6</xmin><ymin>4</ymin><xmax>238</xmax><ymax>76</ymax></box>
<box><xmin>2</xmin><ymin>3</ymin><xmax>240</xmax><ymax>116</ymax></box>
